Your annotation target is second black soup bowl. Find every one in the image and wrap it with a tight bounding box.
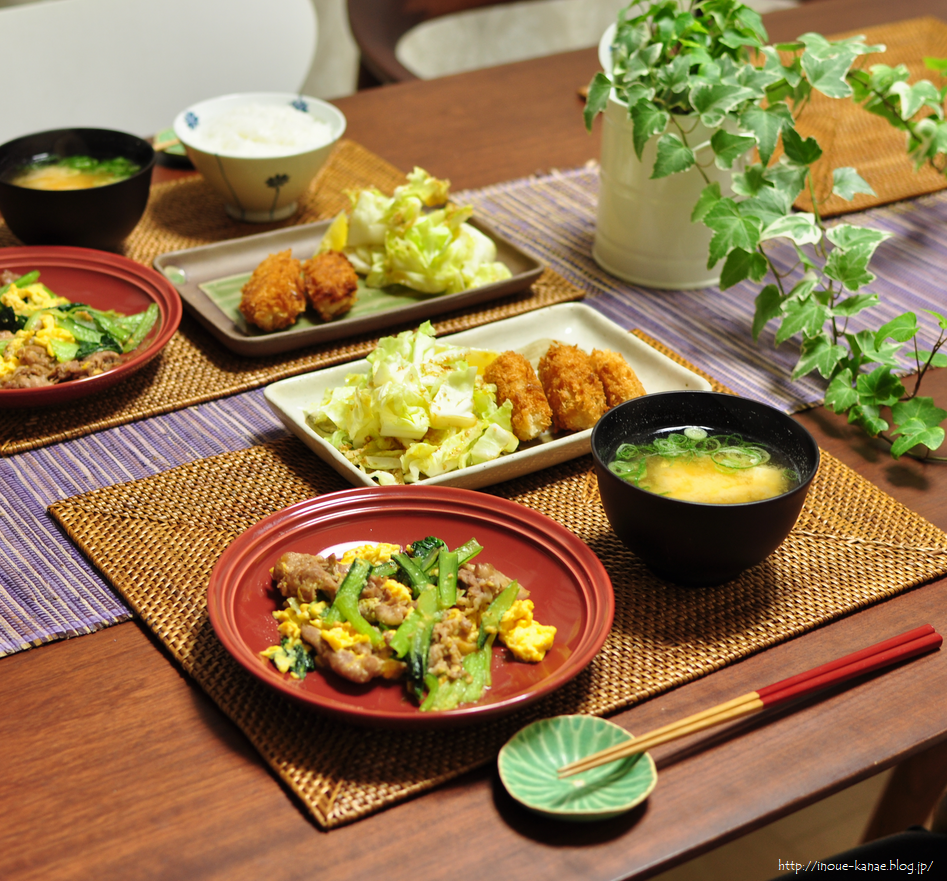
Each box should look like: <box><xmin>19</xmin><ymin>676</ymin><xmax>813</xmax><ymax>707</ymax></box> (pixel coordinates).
<box><xmin>591</xmin><ymin>390</ymin><xmax>820</xmax><ymax>586</ymax></box>
<box><xmin>0</xmin><ymin>128</ymin><xmax>155</xmax><ymax>250</ymax></box>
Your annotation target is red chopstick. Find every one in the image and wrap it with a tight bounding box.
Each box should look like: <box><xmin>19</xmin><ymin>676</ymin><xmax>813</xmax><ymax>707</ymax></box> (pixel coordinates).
<box><xmin>557</xmin><ymin>625</ymin><xmax>942</xmax><ymax>778</ymax></box>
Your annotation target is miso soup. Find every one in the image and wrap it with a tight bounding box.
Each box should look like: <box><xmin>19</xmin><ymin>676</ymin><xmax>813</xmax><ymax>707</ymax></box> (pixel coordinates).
<box><xmin>7</xmin><ymin>155</ymin><xmax>141</xmax><ymax>191</ymax></box>
<box><xmin>608</xmin><ymin>426</ymin><xmax>799</xmax><ymax>504</ymax></box>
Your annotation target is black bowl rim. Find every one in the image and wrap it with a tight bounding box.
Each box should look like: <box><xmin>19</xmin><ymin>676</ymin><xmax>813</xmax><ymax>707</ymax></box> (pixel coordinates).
<box><xmin>0</xmin><ymin>127</ymin><xmax>156</xmax><ymax>189</ymax></box>
<box><xmin>590</xmin><ymin>389</ymin><xmax>821</xmax><ymax>509</ymax></box>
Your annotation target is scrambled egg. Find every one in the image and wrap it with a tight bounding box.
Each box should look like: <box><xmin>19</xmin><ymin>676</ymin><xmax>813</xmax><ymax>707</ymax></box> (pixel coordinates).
<box><xmin>498</xmin><ymin>599</ymin><xmax>556</xmax><ymax>663</ymax></box>
<box><xmin>340</xmin><ymin>542</ymin><xmax>400</xmax><ymax>565</ymax></box>
<box><xmin>0</xmin><ymin>284</ymin><xmax>74</xmax><ymax>379</ymax></box>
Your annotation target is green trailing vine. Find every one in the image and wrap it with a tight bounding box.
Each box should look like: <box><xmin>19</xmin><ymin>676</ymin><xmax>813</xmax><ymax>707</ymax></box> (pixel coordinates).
<box><xmin>584</xmin><ymin>0</ymin><xmax>947</xmax><ymax>460</ymax></box>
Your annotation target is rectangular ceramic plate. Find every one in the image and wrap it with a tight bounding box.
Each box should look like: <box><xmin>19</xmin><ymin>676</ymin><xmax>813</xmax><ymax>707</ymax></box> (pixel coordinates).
<box><xmin>264</xmin><ymin>302</ymin><xmax>713</xmax><ymax>490</ymax></box>
<box><xmin>152</xmin><ymin>218</ymin><xmax>543</xmax><ymax>356</ymax></box>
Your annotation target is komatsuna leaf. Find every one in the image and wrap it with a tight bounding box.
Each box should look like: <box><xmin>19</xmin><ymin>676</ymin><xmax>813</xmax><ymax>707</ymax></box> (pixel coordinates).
<box><xmin>759</xmin><ymin>212</ymin><xmax>821</xmax><ymax>245</ymax></box>
<box><xmin>710</xmin><ymin>130</ymin><xmax>757</xmax><ymax>169</ymax></box>
<box><xmin>651</xmin><ymin>132</ymin><xmax>696</xmax><ymax>178</ymax></box>
<box><xmin>584</xmin><ymin>72</ymin><xmax>612</xmax><ymax>131</ymax></box>
<box><xmin>855</xmin><ymin>365</ymin><xmax>904</xmax><ymax>407</ymax></box>
<box><xmin>824</xmin><ymin>244</ymin><xmax>875</xmax><ymax>291</ymax></box>
<box><xmin>630</xmin><ymin>98</ymin><xmax>670</xmax><ymax>160</ymax></box>
<box><xmin>793</xmin><ymin>332</ymin><xmax>847</xmax><ymax>379</ymax></box>
<box><xmin>719</xmin><ymin>247</ymin><xmax>768</xmax><ymax>289</ymax></box>
<box><xmin>832</xmin><ymin>167</ymin><xmax>875</xmax><ymax>201</ymax></box>
<box><xmin>824</xmin><ymin>368</ymin><xmax>859</xmax><ymax>413</ymax></box>
<box><xmin>775</xmin><ymin>296</ymin><xmax>828</xmax><ymax>345</ymax></box>
<box><xmin>739</xmin><ymin>103</ymin><xmax>792</xmax><ymax>166</ymax></box>
<box><xmin>752</xmin><ymin>283</ymin><xmax>783</xmax><ymax>340</ymax></box>
<box><xmin>702</xmin><ymin>198</ymin><xmax>762</xmax><ymax>268</ymax></box>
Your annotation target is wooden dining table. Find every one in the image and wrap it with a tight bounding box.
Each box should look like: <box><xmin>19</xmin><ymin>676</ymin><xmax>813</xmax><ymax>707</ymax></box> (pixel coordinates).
<box><xmin>3</xmin><ymin>0</ymin><xmax>947</xmax><ymax>878</ymax></box>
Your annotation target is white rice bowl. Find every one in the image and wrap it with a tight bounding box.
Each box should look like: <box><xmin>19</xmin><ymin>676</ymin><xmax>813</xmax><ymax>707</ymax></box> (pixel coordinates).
<box><xmin>173</xmin><ymin>92</ymin><xmax>346</xmax><ymax>222</ymax></box>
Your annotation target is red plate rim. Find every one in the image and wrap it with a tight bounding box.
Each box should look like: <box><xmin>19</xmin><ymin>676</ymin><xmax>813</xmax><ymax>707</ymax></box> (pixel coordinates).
<box><xmin>0</xmin><ymin>245</ymin><xmax>182</xmax><ymax>407</ymax></box>
<box><xmin>207</xmin><ymin>485</ymin><xmax>615</xmax><ymax>729</ymax></box>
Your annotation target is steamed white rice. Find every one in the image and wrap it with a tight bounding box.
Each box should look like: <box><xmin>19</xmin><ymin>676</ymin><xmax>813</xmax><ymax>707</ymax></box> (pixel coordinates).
<box><xmin>192</xmin><ymin>103</ymin><xmax>333</xmax><ymax>157</ymax></box>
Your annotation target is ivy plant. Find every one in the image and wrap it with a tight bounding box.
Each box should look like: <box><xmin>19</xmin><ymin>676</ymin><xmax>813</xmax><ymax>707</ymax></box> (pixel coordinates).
<box><xmin>584</xmin><ymin>0</ymin><xmax>947</xmax><ymax>460</ymax></box>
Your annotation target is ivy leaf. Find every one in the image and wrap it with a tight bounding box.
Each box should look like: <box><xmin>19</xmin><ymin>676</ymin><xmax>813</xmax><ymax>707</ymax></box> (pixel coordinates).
<box><xmin>782</xmin><ymin>126</ymin><xmax>823</xmax><ymax>166</ymax></box>
<box><xmin>824</xmin><ymin>244</ymin><xmax>875</xmax><ymax>291</ymax></box>
<box><xmin>924</xmin><ymin>57</ymin><xmax>947</xmax><ymax>73</ymax></box>
<box><xmin>832</xmin><ymin>292</ymin><xmax>879</xmax><ymax>318</ymax></box>
<box><xmin>875</xmin><ymin>313</ymin><xmax>918</xmax><ymax>345</ymax></box>
<box><xmin>760</xmin><ymin>212</ymin><xmax>821</xmax><ymax>245</ymax></box>
<box><xmin>832</xmin><ymin>167</ymin><xmax>875</xmax><ymax>201</ymax></box>
<box><xmin>763</xmin><ymin>157</ymin><xmax>809</xmax><ymax>204</ymax></box>
<box><xmin>890</xmin><ymin>397</ymin><xmax>947</xmax><ymax>457</ymax></box>
<box><xmin>824</xmin><ymin>368</ymin><xmax>859</xmax><ymax>413</ymax></box>
<box><xmin>918</xmin><ymin>350</ymin><xmax>947</xmax><ymax>368</ymax></box>
<box><xmin>775</xmin><ymin>296</ymin><xmax>828</xmax><ymax>345</ymax></box>
<box><xmin>584</xmin><ymin>72</ymin><xmax>612</xmax><ymax>131</ymax></box>
<box><xmin>652</xmin><ymin>132</ymin><xmax>695</xmax><ymax>178</ymax></box>
<box><xmin>752</xmin><ymin>283</ymin><xmax>784</xmax><ymax>340</ymax></box>
<box><xmin>738</xmin><ymin>179</ymin><xmax>793</xmax><ymax>225</ymax></box>
<box><xmin>857</xmin><ymin>334</ymin><xmax>904</xmax><ymax>368</ymax></box>
<box><xmin>825</xmin><ymin>224</ymin><xmax>890</xmax><ymax>252</ymax></box>
<box><xmin>630</xmin><ymin>98</ymin><xmax>669</xmax><ymax>160</ymax></box>
<box><xmin>703</xmin><ymin>198</ymin><xmax>762</xmax><ymax>268</ymax></box>
<box><xmin>848</xmin><ymin>401</ymin><xmax>888</xmax><ymax>437</ymax></box>
<box><xmin>689</xmin><ymin>82</ymin><xmax>757</xmax><ymax>127</ymax></box>
<box><xmin>889</xmin><ymin>80</ymin><xmax>943</xmax><ymax>120</ymax></box>
<box><xmin>710</xmin><ymin>130</ymin><xmax>757</xmax><ymax>169</ymax></box>
<box><xmin>691</xmin><ymin>182</ymin><xmax>722</xmax><ymax>223</ymax></box>
<box><xmin>739</xmin><ymin>103</ymin><xmax>793</xmax><ymax>166</ymax></box>
<box><xmin>731</xmin><ymin>164</ymin><xmax>771</xmax><ymax>197</ymax></box>
<box><xmin>720</xmin><ymin>247</ymin><xmax>768</xmax><ymax>289</ymax></box>
<box><xmin>856</xmin><ymin>365</ymin><xmax>904</xmax><ymax>407</ymax></box>
<box><xmin>793</xmin><ymin>332</ymin><xmax>847</xmax><ymax>379</ymax></box>
<box><xmin>655</xmin><ymin>53</ymin><xmax>692</xmax><ymax>95</ymax></box>
<box><xmin>924</xmin><ymin>308</ymin><xmax>947</xmax><ymax>330</ymax></box>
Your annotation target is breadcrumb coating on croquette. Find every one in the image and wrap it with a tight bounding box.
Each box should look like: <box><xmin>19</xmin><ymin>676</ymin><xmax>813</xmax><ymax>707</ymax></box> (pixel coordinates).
<box><xmin>538</xmin><ymin>342</ymin><xmax>606</xmax><ymax>432</ymax></box>
<box><xmin>238</xmin><ymin>249</ymin><xmax>306</xmax><ymax>332</ymax></box>
<box><xmin>483</xmin><ymin>351</ymin><xmax>552</xmax><ymax>441</ymax></box>
<box><xmin>590</xmin><ymin>348</ymin><xmax>647</xmax><ymax>408</ymax></box>
<box><xmin>301</xmin><ymin>251</ymin><xmax>359</xmax><ymax>321</ymax></box>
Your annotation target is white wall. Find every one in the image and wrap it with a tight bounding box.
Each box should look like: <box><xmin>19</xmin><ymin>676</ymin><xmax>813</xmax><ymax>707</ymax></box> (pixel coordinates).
<box><xmin>0</xmin><ymin>0</ymin><xmax>361</xmax><ymax>100</ymax></box>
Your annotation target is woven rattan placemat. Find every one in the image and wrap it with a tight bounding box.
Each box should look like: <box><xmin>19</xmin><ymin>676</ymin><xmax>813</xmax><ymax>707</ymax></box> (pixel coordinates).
<box><xmin>795</xmin><ymin>16</ymin><xmax>947</xmax><ymax>216</ymax></box>
<box><xmin>48</xmin><ymin>337</ymin><xmax>947</xmax><ymax>828</ymax></box>
<box><xmin>0</xmin><ymin>142</ymin><xmax>582</xmax><ymax>455</ymax></box>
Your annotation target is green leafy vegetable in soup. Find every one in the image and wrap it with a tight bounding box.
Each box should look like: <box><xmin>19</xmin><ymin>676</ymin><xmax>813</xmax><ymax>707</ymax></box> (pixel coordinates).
<box><xmin>609</xmin><ymin>427</ymin><xmax>798</xmax><ymax>504</ymax></box>
<box><xmin>6</xmin><ymin>155</ymin><xmax>141</xmax><ymax>190</ymax></box>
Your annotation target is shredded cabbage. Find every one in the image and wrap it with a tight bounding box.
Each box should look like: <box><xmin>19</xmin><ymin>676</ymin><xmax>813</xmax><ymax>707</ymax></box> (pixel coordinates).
<box><xmin>305</xmin><ymin>322</ymin><xmax>519</xmax><ymax>483</ymax></box>
<box><xmin>318</xmin><ymin>168</ymin><xmax>512</xmax><ymax>295</ymax></box>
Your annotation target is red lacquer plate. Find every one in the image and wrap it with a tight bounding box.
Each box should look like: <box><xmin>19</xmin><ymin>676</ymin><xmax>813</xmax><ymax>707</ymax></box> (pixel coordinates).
<box><xmin>207</xmin><ymin>485</ymin><xmax>615</xmax><ymax>729</ymax></box>
<box><xmin>0</xmin><ymin>246</ymin><xmax>182</xmax><ymax>407</ymax></box>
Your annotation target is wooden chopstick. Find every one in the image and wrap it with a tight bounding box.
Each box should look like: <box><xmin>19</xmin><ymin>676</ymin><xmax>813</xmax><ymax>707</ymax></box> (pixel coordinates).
<box><xmin>557</xmin><ymin>625</ymin><xmax>942</xmax><ymax>778</ymax></box>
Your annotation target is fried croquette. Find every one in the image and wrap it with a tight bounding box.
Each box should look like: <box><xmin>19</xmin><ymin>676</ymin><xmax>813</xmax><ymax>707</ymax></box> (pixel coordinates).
<box><xmin>538</xmin><ymin>342</ymin><xmax>607</xmax><ymax>432</ymax></box>
<box><xmin>238</xmin><ymin>249</ymin><xmax>306</xmax><ymax>332</ymax></box>
<box><xmin>484</xmin><ymin>351</ymin><xmax>553</xmax><ymax>441</ymax></box>
<box><xmin>301</xmin><ymin>250</ymin><xmax>360</xmax><ymax>322</ymax></box>
<box><xmin>590</xmin><ymin>348</ymin><xmax>647</xmax><ymax>407</ymax></box>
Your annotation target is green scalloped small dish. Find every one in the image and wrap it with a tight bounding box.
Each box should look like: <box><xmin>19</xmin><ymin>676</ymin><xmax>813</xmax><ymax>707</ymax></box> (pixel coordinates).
<box><xmin>498</xmin><ymin>715</ymin><xmax>658</xmax><ymax>821</ymax></box>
